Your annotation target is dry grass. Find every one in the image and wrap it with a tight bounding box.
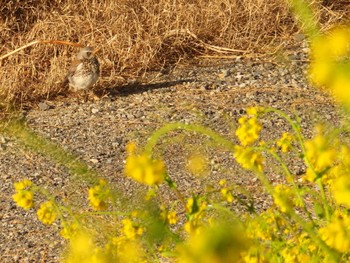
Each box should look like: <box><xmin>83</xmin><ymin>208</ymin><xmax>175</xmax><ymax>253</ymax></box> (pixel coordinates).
<box><xmin>0</xmin><ymin>0</ymin><xmax>348</xmax><ymax>110</ymax></box>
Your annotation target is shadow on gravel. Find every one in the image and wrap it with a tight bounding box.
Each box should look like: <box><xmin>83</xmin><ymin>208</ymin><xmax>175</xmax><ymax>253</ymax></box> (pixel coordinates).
<box><xmin>105</xmin><ymin>79</ymin><xmax>194</xmax><ymax>97</ymax></box>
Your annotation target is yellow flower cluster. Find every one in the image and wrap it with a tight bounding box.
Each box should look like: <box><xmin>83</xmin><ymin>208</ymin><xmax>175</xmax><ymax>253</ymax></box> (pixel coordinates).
<box><xmin>185</xmin><ymin>196</ymin><xmax>207</xmax><ymax>235</ymax></box>
<box><xmin>125</xmin><ymin>143</ymin><xmax>166</xmax><ymax>185</ymax></box>
<box><xmin>88</xmin><ymin>179</ymin><xmax>110</xmax><ymax>211</ymax></box>
<box><xmin>122</xmin><ymin>218</ymin><xmax>144</xmax><ymax>240</ymax></box>
<box><xmin>332</xmin><ymin>172</ymin><xmax>350</xmax><ymax>208</ymax></box>
<box><xmin>37</xmin><ymin>201</ymin><xmax>58</xmax><ymax>225</ymax></box>
<box><xmin>12</xmin><ymin>179</ymin><xmax>34</xmax><ymax>210</ymax></box>
<box><xmin>303</xmin><ymin>132</ymin><xmax>337</xmax><ymax>182</ymax></box>
<box><xmin>60</xmin><ymin>221</ymin><xmax>79</xmax><ymax>240</ymax></box>
<box><xmin>64</xmin><ymin>232</ymin><xmax>147</xmax><ymax>263</ymax></box>
<box><xmin>178</xmin><ymin>222</ymin><xmax>249</xmax><ymax>263</ymax></box>
<box><xmin>310</xmin><ymin>27</ymin><xmax>350</xmax><ymax>107</ymax></box>
<box><xmin>64</xmin><ymin>231</ymin><xmax>118</xmax><ymax>263</ymax></box>
<box><xmin>219</xmin><ymin>180</ymin><xmax>233</xmax><ymax>203</ymax></box>
<box><xmin>329</xmin><ymin>146</ymin><xmax>350</xmax><ymax>207</ymax></box>
<box><xmin>235</xmin><ymin>116</ymin><xmax>262</xmax><ymax>146</ymax></box>
<box><xmin>272</xmin><ymin>185</ymin><xmax>300</xmax><ymax>213</ymax></box>
<box><xmin>276</xmin><ymin>132</ymin><xmax>293</xmax><ymax>153</ymax></box>
<box><xmin>319</xmin><ymin>213</ymin><xmax>350</xmax><ymax>253</ymax></box>
<box><xmin>160</xmin><ymin>205</ymin><xmax>178</xmax><ymax>225</ymax></box>
<box><xmin>245</xmin><ymin>209</ymin><xmax>288</xmax><ymax>241</ymax></box>
<box><xmin>111</xmin><ymin>235</ymin><xmax>147</xmax><ymax>262</ymax></box>
<box><xmin>167</xmin><ymin>211</ymin><xmax>178</xmax><ymax>225</ymax></box>
<box><xmin>234</xmin><ymin>146</ymin><xmax>263</xmax><ymax>172</ymax></box>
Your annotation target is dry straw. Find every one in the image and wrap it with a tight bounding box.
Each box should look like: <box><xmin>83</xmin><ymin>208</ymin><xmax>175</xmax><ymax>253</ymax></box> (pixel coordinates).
<box><xmin>0</xmin><ymin>0</ymin><xmax>347</xmax><ymax>111</ymax></box>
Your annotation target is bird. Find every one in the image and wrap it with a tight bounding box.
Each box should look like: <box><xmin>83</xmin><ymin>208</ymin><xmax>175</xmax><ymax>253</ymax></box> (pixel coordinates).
<box><xmin>63</xmin><ymin>46</ymin><xmax>100</xmax><ymax>99</ymax></box>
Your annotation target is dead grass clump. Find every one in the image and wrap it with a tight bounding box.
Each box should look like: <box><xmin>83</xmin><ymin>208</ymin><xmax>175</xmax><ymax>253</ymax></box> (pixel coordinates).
<box><xmin>0</xmin><ymin>0</ymin><xmax>348</xmax><ymax>110</ymax></box>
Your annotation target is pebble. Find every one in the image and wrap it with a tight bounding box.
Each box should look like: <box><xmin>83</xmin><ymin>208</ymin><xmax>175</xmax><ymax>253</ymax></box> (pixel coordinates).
<box><xmin>38</xmin><ymin>102</ymin><xmax>50</xmax><ymax>111</ymax></box>
<box><xmin>90</xmin><ymin>158</ymin><xmax>99</xmax><ymax>164</ymax></box>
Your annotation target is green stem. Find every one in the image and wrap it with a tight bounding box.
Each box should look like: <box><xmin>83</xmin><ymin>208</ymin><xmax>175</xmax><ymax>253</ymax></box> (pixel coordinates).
<box><xmin>144</xmin><ymin>122</ymin><xmax>236</xmax><ymax>155</ymax></box>
<box><xmin>316</xmin><ymin>179</ymin><xmax>332</xmax><ymax>221</ymax></box>
<box><xmin>1</xmin><ymin>118</ymin><xmax>102</xmax><ymax>185</ymax></box>
<box><xmin>78</xmin><ymin>211</ymin><xmax>129</xmax><ymax>217</ymax></box>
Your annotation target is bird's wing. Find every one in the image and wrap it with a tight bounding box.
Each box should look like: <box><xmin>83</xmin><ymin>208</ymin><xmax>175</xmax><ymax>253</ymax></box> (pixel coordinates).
<box><xmin>68</xmin><ymin>59</ymin><xmax>82</xmax><ymax>75</ymax></box>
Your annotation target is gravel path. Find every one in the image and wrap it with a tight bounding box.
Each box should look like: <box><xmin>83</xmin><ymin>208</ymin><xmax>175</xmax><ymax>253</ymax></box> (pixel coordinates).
<box><xmin>0</xmin><ymin>42</ymin><xmax>341</xmax><ymax>262</ymax></box>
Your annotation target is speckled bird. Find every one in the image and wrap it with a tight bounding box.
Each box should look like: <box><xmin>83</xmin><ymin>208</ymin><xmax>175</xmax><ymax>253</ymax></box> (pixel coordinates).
<box><xmin>65</xmin><ymin>46</ymin><xmax>100</xmax><ymax>92</ymax></box>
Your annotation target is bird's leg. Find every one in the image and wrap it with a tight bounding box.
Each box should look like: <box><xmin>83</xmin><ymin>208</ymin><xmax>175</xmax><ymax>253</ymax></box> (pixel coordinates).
<box><xmin>83</xmin><ymin>90</ymin><xmax>89</xmax><ymax>103</ymax></box>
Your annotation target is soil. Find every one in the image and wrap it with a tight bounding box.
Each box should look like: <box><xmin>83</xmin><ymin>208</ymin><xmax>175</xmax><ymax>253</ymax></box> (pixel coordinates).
<box><xmin>0</xmin><ymin>40</ymin><xmax>342</xmax><ymax>262</ymax></box>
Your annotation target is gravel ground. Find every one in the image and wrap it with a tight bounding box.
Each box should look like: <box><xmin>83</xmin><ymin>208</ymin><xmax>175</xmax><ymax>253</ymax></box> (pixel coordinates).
<box><xmin>0</xmin><ymin>40</ymin><xmax>342</xmax><ymax>262</ymax></box>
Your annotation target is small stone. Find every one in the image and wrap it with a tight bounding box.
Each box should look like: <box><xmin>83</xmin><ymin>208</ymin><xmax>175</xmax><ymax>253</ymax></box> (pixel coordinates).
<box><xmin>90</xmin><ymin>158</ymin><xmax>99</xmax><ymax>164</ymax></box>
<box><xmin>294</xmin><ymin>33</ymin><xmax>305</xmax><ymax>42</ymax></box>
<box><xmin>218</xmin><ymin>69</ymin><xmax>230</xmax><ymax>79</ymax></box>
<box><xmin>0</xmin><ymin>136</ymin><xmax>6</xmax><ymax>144</ymax></box>
<box><xmin>38</xmin><ymin>102</ymin><xmax>50</xmax><ymax>111</ymax></box>
<box><xmin>91</xmin><ymin>108</ymin><xmax>99</xmax><ymax>114</ymax></box>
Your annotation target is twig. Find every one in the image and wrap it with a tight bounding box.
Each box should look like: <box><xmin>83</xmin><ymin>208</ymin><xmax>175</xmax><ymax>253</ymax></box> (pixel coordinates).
<box><xmin>164</xmin><ymin>29</ymin><xmax>249</xmax><ymax>54</ymax></box>
<box><xmin>0</xmin><ymin>40</ymin><xmax>83</xmax><ymax>61</ymax></box>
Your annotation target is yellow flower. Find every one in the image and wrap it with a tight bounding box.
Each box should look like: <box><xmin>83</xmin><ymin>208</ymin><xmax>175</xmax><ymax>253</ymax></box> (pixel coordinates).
<box><xmin>122</xmin><ymin>219</ymin><xmax>144</xmax><ymax>240</ymax></box>
<box><xmin>236</xmin><ymin>116</ymin><xmax>262</xmax><ymax>146</ymax></box>
<box><xmin>310</xmin><ymin>27</ymin><xmax>350</xmax><ymax>107</ymax></box>
<box><xmin>167</xmin><ymin>211</ymin><xmax>178</xmax><ymax>225</ymax></box>
<box><xmin>88</xmin><ymin>179</ymin><xmax>110</xmax><ymax>211</ymax></box>
<box><xmin>185</xmin><ymin>197</ymin><xmax>207</xmax><ymax>235</ymax></box>
<box><xmin>178</xmin><ymin>222</ymin><xmax>249</xmax><ymax>263</ymax></box>
<box><xmin>246</xmin><ymin>106</ymin><xmax>264</xmax><ymax>116</ymax></box>
<box><xmin>280</xmin><ymin>247</ymin><xmax>310</xmax><ymax>263</ymax></box>
<box><xmin>160</xmin><ymin>205</ymin><xmax>177</xmax><ymax>225</ymax></box>
<box><xmin>125</xmin><ymin>152</ymin><xmax>166</xmax><ymax>185</ymax></box>
<box><xmin>14</xmin><ymin>179</ymin><xmax>33</xmax><ymax>190</ymax></box>
<box><xmin>220</xmin><ymin>188</ymin><xmax>233</xmax><ymax>203</ymax></box>
<box><xmin>276</xmin><ymin>132</ymin><xmax>293</xmax><ymax>153</ymax></box>
<box><xmin>126</xmin><ymin>142</ymin><xmax>137</xmax><ymax>154</ymax></box>
<box><xmin>332</xmin><ymin>175</ymin><xmax>350</xmax><ymax>207</ymax></box>
<box><xmin>64</xmin><ymin>231</ymin><xmax>107</xmax><ymax>263</ymax></box>
<box><xmin>110</xmin><ymin>236</ymin><xmax>145</xmax><ymax>263</ymax></box>
<box><xmin>13</xmin><ymin>190</ymin><xmax>34</xmax><ymax>210</ymax></box>
<box><xmin>37</xmin><ymin>201</ymin><xmax>58</xmax><ymax>225</ymax></box>
<box><xmin>304</xmin><ymin>132</ymin><xmax>337</xmax><ymax>181</ymax></box>
<box><xmin>319</xmin><ymin>214</ymin><xmax>350</xmax><ymax>253</ymax></box>
<box><xmin>219</xmin><ymin>179</ymin><xmax>226</xmax><ymax>186</ymax></box>
<box><xmin>12</xmin><ymin>179</ymin><xmax>34</xmax><ymax>210</ymax></box>
<box><xmin>234</xmin><ymin>146</ymin><xmax>263</xmax><ymax>172</ymax></box>
<box><xmin>273</xmin><ymin>185</ymin><xmax>294</xmax><ymax>213</ymax></box>
<box><xmin>60</xmin><ymin>221</ymin><xmax>79</xmax><ymax>239</ymax></box>
<box><xmin>186</xmin><ymin>196</ymin><xmax>206</xmax><ymax>216</ymax></box>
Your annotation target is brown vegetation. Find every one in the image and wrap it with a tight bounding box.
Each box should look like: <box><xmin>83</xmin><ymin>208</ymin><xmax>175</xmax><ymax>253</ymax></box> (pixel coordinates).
<box><xmin>0</xmin><ymin>0</ymin><xmax>348</xmax><ymax>109</ymax></box>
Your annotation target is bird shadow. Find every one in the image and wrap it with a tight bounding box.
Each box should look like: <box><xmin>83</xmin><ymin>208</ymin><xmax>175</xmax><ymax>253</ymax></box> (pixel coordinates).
<box><xmin>97</xmin><ymin>79</ymin><xmax>194</xmax><ymax>98</ymax></box>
